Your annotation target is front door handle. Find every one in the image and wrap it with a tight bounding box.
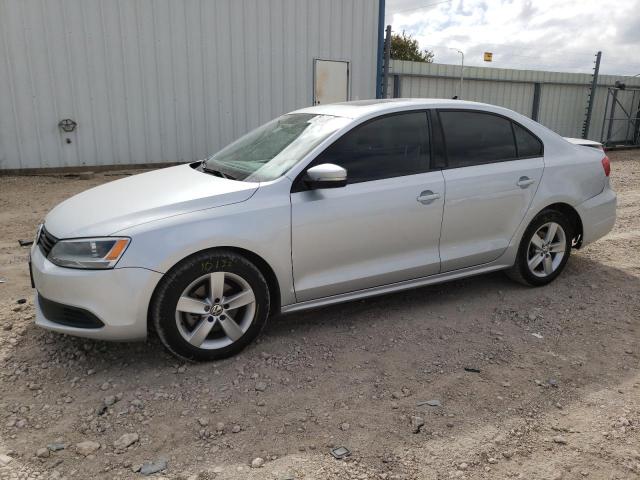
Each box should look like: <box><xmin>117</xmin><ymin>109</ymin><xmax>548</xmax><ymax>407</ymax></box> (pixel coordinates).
<box><xmin>517</xmin><ymin>176</ymin><xmax>536</xmax><ymax>188</ymax></box>
<box><xmin>417</xmin><ymin>190</ymin><xmax>441</xmax><ymax>205</ymax></box>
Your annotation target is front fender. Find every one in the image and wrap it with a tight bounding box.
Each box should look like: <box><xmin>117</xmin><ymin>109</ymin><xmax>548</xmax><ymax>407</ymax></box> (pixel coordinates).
<box><xmin>115</xmin><ymin>188</ymin><xmax>295</xmax><ymax>307</ymax></box>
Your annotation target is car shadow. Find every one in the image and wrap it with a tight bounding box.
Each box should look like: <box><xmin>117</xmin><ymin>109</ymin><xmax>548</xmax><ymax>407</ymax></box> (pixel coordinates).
<box><xmin>13</xmin><ymin>251</ymin><xmax>639</xmax><ymax>374</ymax></box>
<box><xmin>268</xmin><ymin>251</ymin><xmax>632</xmax><ymax>339</ymax></box>
<box><xmin>3</xmin><ymin>251</ymin><xmax>638</xmax><ymax>474</ymax></box>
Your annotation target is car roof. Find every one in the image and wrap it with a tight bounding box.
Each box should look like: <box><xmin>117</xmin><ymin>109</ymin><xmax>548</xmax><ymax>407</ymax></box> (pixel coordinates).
<box><xmin>291</xmin><ymin>97</ymin><xmax>577</xmax><ymax>156</ymax></box>
<box><xmin>292</xmin><ymin>98</ymin><xmax>494</xmax><ymax>119</ymax></box>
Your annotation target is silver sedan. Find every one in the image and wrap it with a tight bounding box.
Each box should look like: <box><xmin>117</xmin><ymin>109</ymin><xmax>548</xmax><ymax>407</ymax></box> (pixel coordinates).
<box><xmin>30</xmin><ymin>99</ymin><xmax>616</xmax><ymax>360</ymax></box>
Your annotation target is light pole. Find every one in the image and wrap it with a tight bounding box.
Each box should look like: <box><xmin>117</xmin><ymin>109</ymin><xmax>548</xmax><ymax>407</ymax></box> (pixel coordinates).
<box><xmin>449</xmin><ymin>48</ymin><xmax>464</xmax><ymax>99</ymax></box>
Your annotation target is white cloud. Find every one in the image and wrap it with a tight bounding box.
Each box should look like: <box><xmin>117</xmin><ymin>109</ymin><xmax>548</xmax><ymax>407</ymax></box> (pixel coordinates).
<box><xmin>386</xmin><ymin>0</ymin><xmax>640</xmax><ymax>76</ymax></box>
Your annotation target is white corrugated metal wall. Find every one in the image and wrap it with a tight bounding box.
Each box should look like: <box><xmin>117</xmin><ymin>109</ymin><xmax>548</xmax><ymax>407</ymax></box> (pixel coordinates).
<box><xmin>0</xmin><ymin>0</ymin><xmax>380</xmax><ymax>170</ymax></box>
<box><xmin>389</xmin><ymin>60</ymin><xmax>640</xmax><ymax>142</ymax></box>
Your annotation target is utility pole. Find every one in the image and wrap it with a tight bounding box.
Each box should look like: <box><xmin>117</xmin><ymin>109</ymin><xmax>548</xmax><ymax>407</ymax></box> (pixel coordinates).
<box><xmin>382</xmin><ymin>25</ymin><xmax>392</xmax><ymax>98</ymax></box>
<box><xmin>449</xmin><ymin>48</ymin><xmax>464</xmax><ymax>99</ymax></box>
<box><xmin>582</xmin><ymin>51</ymin><xmax>602</xmax><ymax>139</ymax></box>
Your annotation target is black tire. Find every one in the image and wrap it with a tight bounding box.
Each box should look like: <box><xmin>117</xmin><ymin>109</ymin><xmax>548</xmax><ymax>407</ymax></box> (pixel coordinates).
<box><xmin>151</xmin><ymin>250</ymin><xmax>270</xmax><ymax>361</ymax></box>
<box><xmin>506</xmin><ymin>209</ymin><xmax>573</xmax><ymax>287</ymax></box>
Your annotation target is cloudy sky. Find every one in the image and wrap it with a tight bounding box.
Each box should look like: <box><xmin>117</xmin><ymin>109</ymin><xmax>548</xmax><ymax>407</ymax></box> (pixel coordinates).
<box><xmin>385</xmin><ymin>0</ymin><xmax>640</xmax><ymax>76</ymax></box>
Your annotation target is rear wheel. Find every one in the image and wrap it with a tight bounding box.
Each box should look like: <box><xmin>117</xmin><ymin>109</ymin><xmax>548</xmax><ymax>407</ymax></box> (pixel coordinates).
<box><xmin>151</xmin><ymin>250</ymin><xmax>270</xmax><ymax>361</ymax></box>
<box><xmin>506</xmin><ymin>210</ymin><xmax>573</xmax><ymax>286</ymax></box>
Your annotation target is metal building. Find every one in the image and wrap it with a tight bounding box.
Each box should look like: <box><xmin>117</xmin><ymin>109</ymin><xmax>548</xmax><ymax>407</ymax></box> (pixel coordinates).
<box><xmin>0</xmin><ymin>0</ymin><xmax>383</xmax><ymax>171</ymax></box>
<box><xmin>386</xmin><ymin>60</ymin><xmax>640</xmax><ymax>143</ymax></box>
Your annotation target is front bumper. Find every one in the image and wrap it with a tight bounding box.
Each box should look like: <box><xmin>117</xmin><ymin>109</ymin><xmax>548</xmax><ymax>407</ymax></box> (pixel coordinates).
<box><xmin>31</xmin><ymin>245</ymin><xmax>163</xmax><ymax>341</ymax></box>
<box><xmin>576</xmin><ymin>186</ymin><xmax>617</xmax><ymax>246</ymax></box>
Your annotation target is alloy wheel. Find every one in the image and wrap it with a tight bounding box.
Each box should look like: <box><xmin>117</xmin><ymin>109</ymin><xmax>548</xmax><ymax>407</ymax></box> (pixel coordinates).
<box><xmin>174</xmin><ymin>272</ymin><xmax>256</xmax><ymax>350</ymax></box>
<box><xmin>526</xmin><ymin>222</ymin><xmax>567</xmax><ymax>278</ymax></box>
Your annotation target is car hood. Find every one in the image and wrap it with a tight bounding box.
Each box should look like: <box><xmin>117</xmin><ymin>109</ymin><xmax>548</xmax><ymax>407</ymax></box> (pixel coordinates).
<box><xmin>44</xmin><ymin>164</ymin><xmax>259</xmax><ymax>238</ymax></box>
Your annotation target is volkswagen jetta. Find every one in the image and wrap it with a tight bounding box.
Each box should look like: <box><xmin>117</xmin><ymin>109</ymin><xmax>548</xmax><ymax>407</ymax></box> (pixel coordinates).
<box><xmin>30</xmin><ymin>99</ymin><xmax>616</xmax><ymax>360</ymax></box>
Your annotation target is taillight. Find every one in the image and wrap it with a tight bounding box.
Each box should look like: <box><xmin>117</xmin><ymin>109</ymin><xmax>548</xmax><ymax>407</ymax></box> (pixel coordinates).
<box><xmin>601</xmin><ymin>156</ymin><xmax>611</xmax><ymax>177</ymax></box>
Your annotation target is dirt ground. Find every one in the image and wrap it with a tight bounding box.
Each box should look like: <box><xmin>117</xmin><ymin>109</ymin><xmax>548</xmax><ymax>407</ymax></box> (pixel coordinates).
<box><xmin>0</xmin><ymin>151</ymin><xmax>638</xmax><ymax>480</ymax></box>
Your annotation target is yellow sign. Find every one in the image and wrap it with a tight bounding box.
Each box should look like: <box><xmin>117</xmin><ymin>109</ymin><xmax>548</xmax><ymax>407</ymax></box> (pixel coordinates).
<box><xmin>483</xmin><ymin>52</ymin><xmax>493</xmax><ymax>62</ymax></box>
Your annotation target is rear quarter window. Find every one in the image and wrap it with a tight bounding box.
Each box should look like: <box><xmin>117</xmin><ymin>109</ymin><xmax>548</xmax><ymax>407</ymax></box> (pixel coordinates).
<box><xmin>513</xmin><ymin>122</ymin><xmax>543</xmax><ymax>158</ymax></box>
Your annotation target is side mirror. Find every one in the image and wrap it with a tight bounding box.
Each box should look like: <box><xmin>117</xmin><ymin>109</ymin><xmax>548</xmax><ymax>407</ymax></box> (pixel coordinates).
<box><xmin>304</xmin><ymin>163</ymin><xmax>347</xmax><ymax>189</ymax></box>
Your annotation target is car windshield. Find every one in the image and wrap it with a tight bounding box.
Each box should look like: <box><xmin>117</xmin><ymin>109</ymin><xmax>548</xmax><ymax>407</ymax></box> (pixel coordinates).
<box><xmin>203</xmin><ymin>113</ymin><xmax>350</xmax><ymax>182</ymax></box>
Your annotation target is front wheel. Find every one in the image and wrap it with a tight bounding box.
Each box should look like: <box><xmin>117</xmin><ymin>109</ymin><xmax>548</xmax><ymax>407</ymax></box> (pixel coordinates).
<box><xmin>150</xmin><ymin>250</ymin><xmax>270</xmax><ymax>361</ymax></box>
<box><xmin>506</xmin><ymin>210</ymin><xmax>573</xmax><ymax>286</ymax></box>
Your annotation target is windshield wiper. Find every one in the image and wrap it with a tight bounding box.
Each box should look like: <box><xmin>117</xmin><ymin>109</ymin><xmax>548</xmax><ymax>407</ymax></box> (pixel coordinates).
<box><xmin>201</xmin><ymin>165</ymin><xmax>236</xmax><ymax>180</ymax></box>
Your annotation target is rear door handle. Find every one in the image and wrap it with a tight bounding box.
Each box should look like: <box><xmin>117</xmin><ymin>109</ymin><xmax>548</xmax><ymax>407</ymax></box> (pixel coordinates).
<box><xmin>516</xmin><ymin>176</ymin><xmax>536</xmax><ymax>188</ymax></box>
<box><xmin>417</xmin><ymin>190</ymin><xmax>441</xmax><ymax>204</ymax></box>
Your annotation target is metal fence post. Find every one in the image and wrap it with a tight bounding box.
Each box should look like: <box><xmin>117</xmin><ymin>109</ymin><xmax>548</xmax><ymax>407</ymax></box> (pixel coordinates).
<box><xmin>634</xmin><ymin>99</ymin><xmax>640</xmax><ymax>144</ymax></box>
<box><xmin>531</xmin><ymin>83</ymin><xmax>541</xmax><ymax>121</ymax></box>
<box><xmin>392</xmin><ymin>74</ymin><xmax>401</xmax><ymax>98</ymax></box>
<box><xmin>606</xmin><ymin>88</ymin><xmax>618</xmax><ymax>143</ymax></box>
<box><xmin>600</xmin><ymin>88</ymin><xmax>611</xmax><ymax>144</ymax></box>
<box><xmin>582</xmin><ymin>51</ymin><xmax>601</xmax><ymax>139</ymax></box>
<box><xmin>382</xmin><ymin>25</ymin><xmax>391</xmax><ymax>98</ymax></box>
<box><xmin>624</xmin><ymin>90</ymin><xmax>636</xmax><ymax>141</ymax></box>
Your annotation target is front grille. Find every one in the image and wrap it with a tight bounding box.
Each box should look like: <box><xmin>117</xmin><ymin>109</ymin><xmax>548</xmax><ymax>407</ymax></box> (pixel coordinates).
<box><xmin>38</xmin><ymin>226</ymin><xmax>58</xmax><ymax>257</ymax></box>
<box><xmin>38</xmin><ymin>294</ymin><xmax>104</xmax><ymax>329</ymax></box>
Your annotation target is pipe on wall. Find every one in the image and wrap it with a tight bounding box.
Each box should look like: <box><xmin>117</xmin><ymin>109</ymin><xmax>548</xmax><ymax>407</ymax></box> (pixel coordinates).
<box><xmin>375</xmin><ymin>0</ymin><xmax>386</xmax><ymax>98</ymax></box>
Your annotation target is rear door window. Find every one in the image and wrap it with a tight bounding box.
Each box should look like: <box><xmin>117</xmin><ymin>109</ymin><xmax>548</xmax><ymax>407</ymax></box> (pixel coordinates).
<box><xmin>439</xmin><ymin>110</ymin><xmax>517</xmax><ymax>168</ymax></box>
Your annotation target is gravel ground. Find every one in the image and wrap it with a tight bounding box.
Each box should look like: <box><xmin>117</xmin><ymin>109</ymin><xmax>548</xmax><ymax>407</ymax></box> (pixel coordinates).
<box><xmin>0</xmin><ymin>151</ymin><xmax>638</xmax><ymax>480</ymax></box>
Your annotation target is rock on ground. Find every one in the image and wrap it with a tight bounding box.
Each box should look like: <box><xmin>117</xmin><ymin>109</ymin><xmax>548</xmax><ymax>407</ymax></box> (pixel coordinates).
<box><xmin>75</xmin><ymin>441</ymin><xmax>100</xmax><ymax>456</ymax></box>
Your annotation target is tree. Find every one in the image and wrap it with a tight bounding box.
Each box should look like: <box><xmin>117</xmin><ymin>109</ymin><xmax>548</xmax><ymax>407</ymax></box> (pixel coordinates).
<box><xmin>390</xmin><ymin>31</ymin><xmax>434</xmax><ymax>63</ymax></box>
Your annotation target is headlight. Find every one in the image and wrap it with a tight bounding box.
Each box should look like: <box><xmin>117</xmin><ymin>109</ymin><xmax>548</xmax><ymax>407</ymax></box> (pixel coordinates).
<box><xmin>49</xmin><ymin>238</ymin><xmax>130</xmax><ymax>269</ymax></box>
